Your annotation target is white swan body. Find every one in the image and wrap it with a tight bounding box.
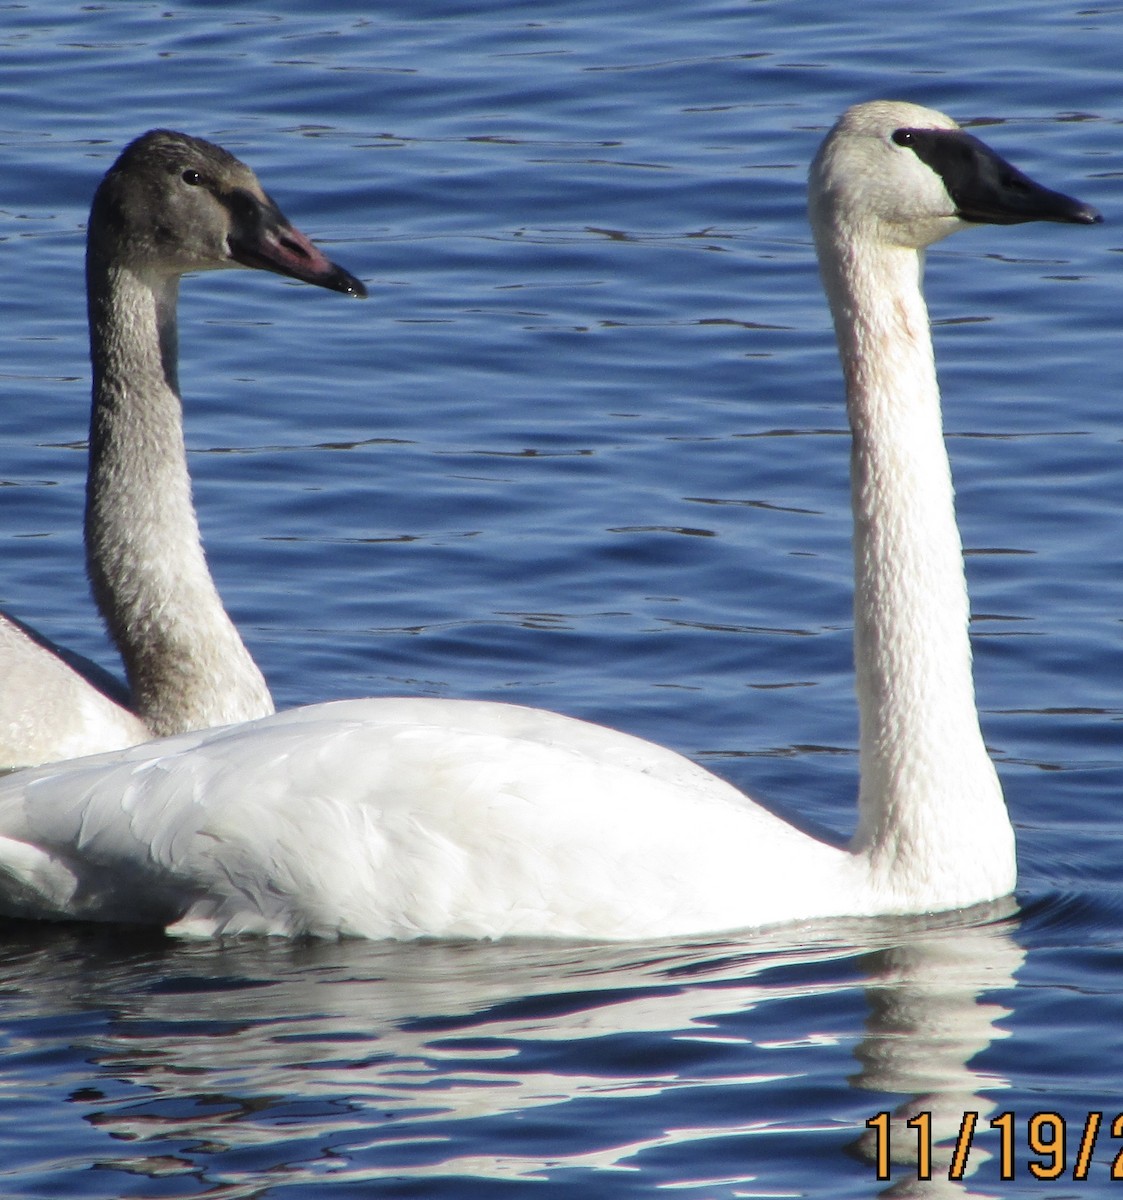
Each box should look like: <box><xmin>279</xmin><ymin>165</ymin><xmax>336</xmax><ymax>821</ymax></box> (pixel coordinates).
<box><xmin>0</xmin><ymin>102</ymin><xmax>1100</xmax><ymax>940</ymax></box>
<box><xmin>0</xmin><ymin>698</ymin><xmax>861</xmax><ymax>939</ymax></box>
<box><xmin>0</xmin><ymin>612</ymin><xmax>147</xmax><ymax>762</ymax></box>
<box><xmin>0</xmin><ymin>131</ymin><xmax>366</xmax><ymax>771</ymax></box>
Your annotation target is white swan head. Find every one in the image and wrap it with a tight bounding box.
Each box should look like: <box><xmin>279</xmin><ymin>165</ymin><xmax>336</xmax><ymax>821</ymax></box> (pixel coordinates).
<box><xmin>810</xmin><ymin>100</ymin><xmax>1102</xmax><ymax>252</ymax></box>
<box><xmin>88</xmin><ymin>129</ymin><xmax>367</xmax><ymax>298</ymax></box>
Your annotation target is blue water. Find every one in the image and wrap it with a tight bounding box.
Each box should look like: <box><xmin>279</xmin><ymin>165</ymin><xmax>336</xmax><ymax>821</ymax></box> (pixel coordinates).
<box><xmin>1</xmin><ymin>0</ymin><xmax>1121</xmax><ymax>1194</ymax></box>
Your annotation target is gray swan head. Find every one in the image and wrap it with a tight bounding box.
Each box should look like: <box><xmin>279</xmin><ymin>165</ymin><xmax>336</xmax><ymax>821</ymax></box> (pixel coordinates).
<box><xmin>87</xmin><ymin>129</ymin><xmax>367</xmax><ymax>298</ymax></box>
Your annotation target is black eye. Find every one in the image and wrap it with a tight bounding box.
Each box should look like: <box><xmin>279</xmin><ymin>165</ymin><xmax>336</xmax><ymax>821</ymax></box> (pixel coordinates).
<box><xmin>892</xmin><ymin>129</ymin><xmax>915</xmax><ymax>148</ymax></box>
<box><xmin>181</xmin><ymin>169</ymin><xmax>203</xmax><ymax>186</ymax></box>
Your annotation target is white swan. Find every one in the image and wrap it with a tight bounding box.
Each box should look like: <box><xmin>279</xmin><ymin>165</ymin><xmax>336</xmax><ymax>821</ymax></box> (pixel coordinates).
<box><xmin>0</xmin><ymin>131</ymin><xmax>366</xmax><ymax>770</ymax></box>
<box><xmin>0</xmin><ymin>101</ymin><xmax>1100</xmax><ymax>940</ymax></box>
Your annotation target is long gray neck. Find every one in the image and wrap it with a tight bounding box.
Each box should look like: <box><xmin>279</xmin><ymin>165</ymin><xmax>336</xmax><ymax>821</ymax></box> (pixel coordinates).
<box><xmin>85</xmin><ymin>258</ymin><xmax>274</xmax><ymax>735</ymax></box>
<box><xmin>815</xmin><ymin>235</ymin><xmax>1011</xmax><ymax>904</ymax></box>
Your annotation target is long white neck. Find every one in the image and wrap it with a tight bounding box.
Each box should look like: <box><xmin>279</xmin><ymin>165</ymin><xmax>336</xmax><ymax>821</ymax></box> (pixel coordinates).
<box><xmin>84</xmin><ymin>260</ymin><xmax>274</xmax><ymax>735</ymax></box>
<box><xmin>816</xmin><ymin>235</ymin><xmax>1014</xmax><ymax>907</ymax></box>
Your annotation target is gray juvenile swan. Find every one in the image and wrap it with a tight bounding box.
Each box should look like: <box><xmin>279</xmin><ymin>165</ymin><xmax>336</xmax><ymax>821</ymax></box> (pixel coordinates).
<box><xmin>0</xmin><ymin>102</ymin><xmax>1101</xmax><ymax>939</ymax></box>
<box><xmin>0</xmin><ymin>131</ymin><xmax>366</xmax><ymax>769</ymax></box>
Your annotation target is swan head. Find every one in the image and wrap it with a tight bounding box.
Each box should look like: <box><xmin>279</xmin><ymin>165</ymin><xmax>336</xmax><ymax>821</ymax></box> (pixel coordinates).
<box><xmin>809</xmin><ymin>100</ymin><xmax>1102</xmax><ymax>252</ymax></box>
<box><xmin>88</xmin><ymin>130</ymin><xmax>367</xmax><ymax>298</ymax></box>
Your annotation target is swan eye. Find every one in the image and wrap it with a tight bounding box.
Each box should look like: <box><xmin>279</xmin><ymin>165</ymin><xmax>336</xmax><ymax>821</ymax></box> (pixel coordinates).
<box><xmin>892</xmin><ymin>129</ymin><xmax>916</xmax><ymax>148</ymax></box>
<box><xmin>181</xmin><ymin>169</ymin><xmax>203</xmax><ymax>186</ymax></box>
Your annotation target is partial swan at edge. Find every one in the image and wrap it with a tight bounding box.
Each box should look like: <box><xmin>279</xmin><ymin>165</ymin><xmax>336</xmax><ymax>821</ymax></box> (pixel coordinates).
<box><xmin>0</xmin><ymin>131</ymin><xmax>366</xmax><ymax>769</ymax></box>
<box><xmin>0</xmin><ymin>102</ymin><xmax>1101</xmax><ymax>939</ymax></box>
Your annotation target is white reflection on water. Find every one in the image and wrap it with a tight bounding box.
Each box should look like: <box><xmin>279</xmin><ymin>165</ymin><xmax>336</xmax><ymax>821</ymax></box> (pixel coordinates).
<box><xmin>0</xmin><ymin>906</ymin><xmax>1021</xmax><ymax>1195</ymax></box>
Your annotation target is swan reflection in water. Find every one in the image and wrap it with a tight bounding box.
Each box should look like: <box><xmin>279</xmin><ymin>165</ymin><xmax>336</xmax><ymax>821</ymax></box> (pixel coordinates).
<box><xmin>0</xmin><ymin>907</ymin><xmax>1020</xmax><ymax>1195</ymax></box>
